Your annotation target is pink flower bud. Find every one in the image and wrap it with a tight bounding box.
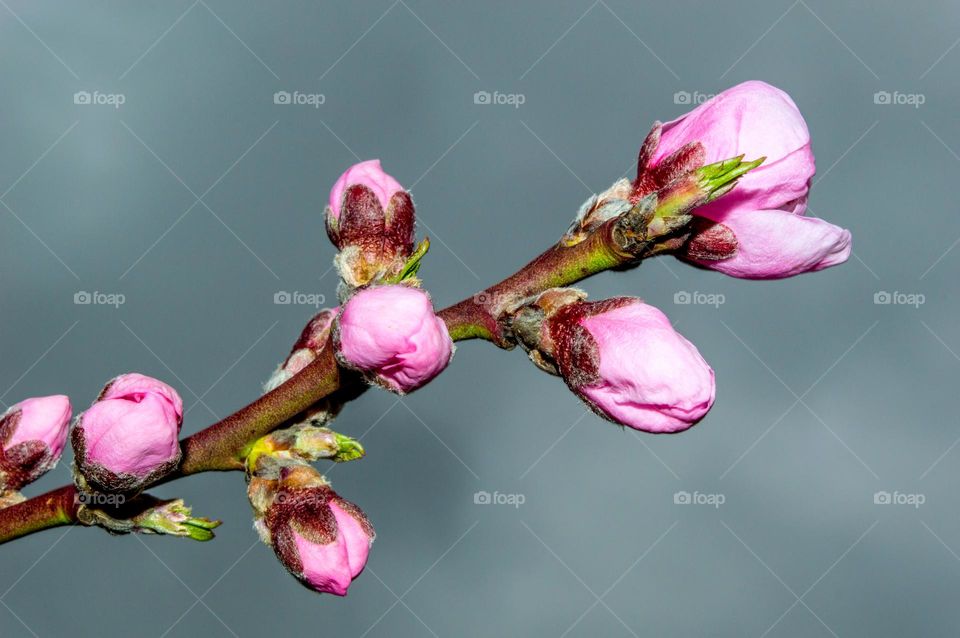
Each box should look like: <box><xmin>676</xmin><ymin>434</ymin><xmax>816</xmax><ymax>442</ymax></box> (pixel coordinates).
<box><xmin>327</xmin><ymin>159</ymin><xmax>404</xmax><ymax>221</ymax></box>
<box><xmin>259</xmin><ymin>467</ymin><xmax>374</xmax><ymax>596</ymax></box>
<box><xmin>336</xmin><ymin>285</ymin><xmax>453</xmax><ymax>394</ymax></box>
<box><xmin>264</xmin><ymin>308</ymin><xmax>338</xmax><ymax>393</ymax></box>
<box><xmin>325</xmin><ymin>161</ymin><xmax>416</xmax><ymax>287</ymax></box>
<box><xmin>647</xmin><ymin>81</ymin><xmax>850</xmax><ymax>279</ymax></box>
<box><xmin>0</xmin><ymin>395</ymin><xmax>72</xmax><ymax>490</ymax></box>
<box><xmin>548</xmin><ymin>298</ymin><xmax>714</xmax><ymax>433</ymax></box>
<box><xmin>72</xmin><ymin>373</ymin><xmax>183</xmax><ymax>494</ymax></box>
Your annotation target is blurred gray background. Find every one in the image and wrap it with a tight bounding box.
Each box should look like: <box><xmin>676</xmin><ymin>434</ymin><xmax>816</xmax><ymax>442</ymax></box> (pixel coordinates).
<box><xmin>0</xmin><ymin>1</ymin><xmax>957</xmax><ymax>636</ymax></box>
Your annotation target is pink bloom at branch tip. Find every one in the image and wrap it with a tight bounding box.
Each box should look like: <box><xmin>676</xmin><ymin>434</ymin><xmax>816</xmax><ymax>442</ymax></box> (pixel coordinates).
<box><xmin>651</xmin><ymin>80</ymin><xmax>851</xmax><ymax>279</ymax></box>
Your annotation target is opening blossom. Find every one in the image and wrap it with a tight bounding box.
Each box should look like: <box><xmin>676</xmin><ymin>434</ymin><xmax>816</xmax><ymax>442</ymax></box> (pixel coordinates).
<box><xmin>0</xmin><ymin>395</ymin><xmax>72</xmax><ymax>492</ymax></box>
<box><xmin>335</xmin><ymin>285</ymin><xmax>453</xmax><ymax>394</ymax></box>
<box><xmin>72</xmin><ymin>373</ymin><xmax>184</xmax><ymax>494</ymax></box>
<box><xmin>648</xmin><ymin>80</ymin><xmax>851</xmax><ymax>278</ymax></box>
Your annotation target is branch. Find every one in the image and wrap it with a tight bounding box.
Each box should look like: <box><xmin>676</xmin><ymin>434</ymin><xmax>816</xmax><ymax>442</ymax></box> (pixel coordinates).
<box><xmin>0</xmin><ymin>190</ymin><xmax>691</xmax><ymax>544</ymax></box>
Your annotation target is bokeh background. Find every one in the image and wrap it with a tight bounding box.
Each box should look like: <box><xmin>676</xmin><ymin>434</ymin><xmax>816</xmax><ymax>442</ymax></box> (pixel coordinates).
<box><xmin>0</xmin><ymin>2</ymin><xmax>957</xmax><ymax>636</ymax></box>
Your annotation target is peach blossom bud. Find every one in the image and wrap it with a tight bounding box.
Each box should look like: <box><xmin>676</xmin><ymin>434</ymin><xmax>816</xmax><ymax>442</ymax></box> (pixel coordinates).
<box><xmin>0</xmin><ymin>395</ymin><xmax>72</xmax><ymax>491</ymax></box>
<box><xmin>72</xmin><ymin>373</ymin><xmax>183</xmax><ymax>494</ymax></box>
<box><xmin>336</xmin><ymin>285</ymin><xmax>453</xmax><ymax>394</ymax></box>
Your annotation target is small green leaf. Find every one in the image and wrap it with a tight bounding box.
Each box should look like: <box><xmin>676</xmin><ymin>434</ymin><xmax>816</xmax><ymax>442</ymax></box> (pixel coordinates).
<box><xmin>333</xmin><ymin>433</ymin><xmax>365</xmax><ymax>462</ymax></box>
<box><xmin>395</xmin><ymin>238</ymin><xmax>430</xmax><ymax>282</ymax></box>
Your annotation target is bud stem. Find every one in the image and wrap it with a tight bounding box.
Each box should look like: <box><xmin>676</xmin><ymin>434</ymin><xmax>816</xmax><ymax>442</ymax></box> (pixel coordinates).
<box><xmin>178</xmin><ymin>345</ymin><xmax>343</xmax><ymax>474</ymax></box>
<box><xmin>0</xmin><ymin>485</ymin><xmax>78</xmax><ymax>543</ymax></box>
<box><xmin>439</xmin><ymin>228</ymin><xmax>623</xmax><ymax>345</ymax></box>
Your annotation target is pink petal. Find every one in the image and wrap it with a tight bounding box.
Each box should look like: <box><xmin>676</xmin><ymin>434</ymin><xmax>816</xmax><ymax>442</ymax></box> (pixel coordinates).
<box><xmin>688</xmin><ymin>209</ymin><xmax>851</xmax><ymax>279</ymax></box>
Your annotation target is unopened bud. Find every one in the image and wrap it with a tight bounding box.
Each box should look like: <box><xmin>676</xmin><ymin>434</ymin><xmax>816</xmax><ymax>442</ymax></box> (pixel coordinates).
<box><xmin>325</xmin><ymin>160</ymin><xmax>416</xmax><ymax>287</ymax></box>
<box><xmin>72</xmin><ymin>373</ymin><xmax>183</xmax><ymax>495</ymax></box>
<box><xmin>249</xmin><ymin>465</ymin><xmax>374</xmax><ymax>596</ymax></box>
<box><xmin>518</xmin><ymin>295</ymin><xmax>715</xmax><ymax>434</ymax></box>
<box><xmin>0</xmin><ymin>395</ymin><xmax>71</xmax><ymax>493</ymax></box>
<box><xmin>335</xmin><ymin>284</ymin><xmax>453</xmax><ymax>394</ymax></box>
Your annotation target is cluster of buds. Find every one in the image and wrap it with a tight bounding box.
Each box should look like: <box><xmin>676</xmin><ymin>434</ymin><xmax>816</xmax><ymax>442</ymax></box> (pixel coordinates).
<box><xmin>323</xmin><ymin>160</ymin><xmax>453</xmax><ymax>396</ymax></box>
<box><xmin>509</xmin><ymin>82</ymin><xmax>852</xmax><ymax>432</ymax></box>
<box><xmin>0</xmin><ymin>395</ymin><xmax>72</xmax><ymax>505</ymax></box>
<box><xmin>246</xmin><ymin>159</ymin><xmax>462</xmax><ymax>595</ymax></box>
<box><xmin>0</xmin><ymin>374</ymin><xmax>220</xmax><ymax>540</ymax></box>
<box><xmin>266</xmin><ymin>161</ymin><xmax>454</xmax><ymax>400</ymax></box>
<box><xmin>0</xmin><ymin>80</ymin><xmax>856</xmax><ymax>603</ymax></box>
<box><xmin>514</xmin><ymin>289</ymin><xmax>714</xmax><ymax>433</ymax></box>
